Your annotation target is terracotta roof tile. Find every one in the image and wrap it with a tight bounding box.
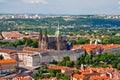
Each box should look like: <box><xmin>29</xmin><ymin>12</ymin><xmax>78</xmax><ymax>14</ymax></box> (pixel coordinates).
<box><xmin>2</xmin><ymin>31</ymin><xmax>24</xmax><ymax>39</ymax></box>
<box><xmin>13</xmin><ymin>76</ymin><xmax>31</xmax><ymax>80</ymax></box>
<box><xmin>72</xmin><ymin>44</ymin><xmax>120</xmax><ymax>51</ymax></box>
<box><xmin>89</xmin><ymin>76</ymin><xmax>109</xmax><ymax>80</ymax></box>
<box><xmin>23</xmin><ymin>47</ymin><xmax>49</xmax><ymax>53</ymax></box>
<box><xmin>48</xmin><ymin>64</ymin><xmax>63</xmax><ymax>70</ymax></box>
<box><xmin>0</xmin><ymin>58</ymin><xmax>17</xmax><ymax>64</ymax></box>
<box><xmin>0</xmin><ymin>77</ymin><xmax>7</xmax><ymax>80</ymax></box>
<box><xmin>73</xmin><ymin>74</ymin><xmax>84</xmax><ymax>79</ymax></box>
<box><xmin>0</xmin><ymin>48</ymin><xmax>17</xmax><ymax>54</ymax></box>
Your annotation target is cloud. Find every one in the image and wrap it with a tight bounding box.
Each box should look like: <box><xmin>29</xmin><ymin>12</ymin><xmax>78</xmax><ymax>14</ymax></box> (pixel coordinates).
<box><xmin>118</xmin><ymin>1</ymin><xmax>120</xmax><ymax>5</ymax></box>
<box><xmin>22</xmin><ymin>0</ymin><xmax>47</xmax><ymax>4</ymax></box>
<box><xmin>118</xmin><ymin>1</ymin><xmax>120</xmax><ymax>9</ymax></box>
<box><xmin>0</xmin><ymin>0</ymin><xmax>6</xmax><ymax>2</ymax></box>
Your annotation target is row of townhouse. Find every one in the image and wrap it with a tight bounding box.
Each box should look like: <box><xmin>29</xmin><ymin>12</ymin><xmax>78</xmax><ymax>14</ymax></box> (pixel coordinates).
<box><xmin>72</xmin><ymin>44</ymin><xmax>120</xmax><ymax>55</ymax></box>
<box><xmin>72</xmin><ymin>66</ymin><xmax>120</xmax><ymax>80</ymax></box>
<box><xmin>47</xmin><ymin>64</ymin><xmax>120</xmax><ymax>80</ymax></box>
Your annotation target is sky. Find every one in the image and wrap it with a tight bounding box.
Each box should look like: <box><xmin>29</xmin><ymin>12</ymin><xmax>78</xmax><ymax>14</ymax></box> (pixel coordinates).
<box><xmin>0</xmin><ymin>0</ymin><xmax>120</xmax><ymax>15</ymax></box>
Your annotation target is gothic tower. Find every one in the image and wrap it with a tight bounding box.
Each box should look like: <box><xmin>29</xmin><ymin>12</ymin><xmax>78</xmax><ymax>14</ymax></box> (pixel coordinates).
<box><xmin>55</xmin><ymin>27</ymin><xmax>61</xmax><ymax>50</ymax></box>
<box><xmin>38</xmin><ymin>30</ymin><xmax>43</xmax><ymax>49</ymax></box>
<box><xmin>38</xmin><ymin>29</ymin><xmax>48</xmax><ymax>50</ymax></box>
<box><xmin>43</xmin><ymin>30</ymin><xmax>48</xmax><ymax>49</ymax></box>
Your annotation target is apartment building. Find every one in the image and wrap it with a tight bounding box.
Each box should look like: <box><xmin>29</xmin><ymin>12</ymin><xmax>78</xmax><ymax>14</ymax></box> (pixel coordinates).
<box><xmin>0</xmin><ymin>59</ymin><xmax>18</xmax><ymax>74</ymax></box>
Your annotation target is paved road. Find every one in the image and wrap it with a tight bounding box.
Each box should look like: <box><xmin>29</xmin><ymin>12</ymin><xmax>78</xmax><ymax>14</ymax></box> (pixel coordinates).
<box><xmin>5</xmin><ymin>67</ymin><xmax>32</xmax><ymax>79</ymax></box>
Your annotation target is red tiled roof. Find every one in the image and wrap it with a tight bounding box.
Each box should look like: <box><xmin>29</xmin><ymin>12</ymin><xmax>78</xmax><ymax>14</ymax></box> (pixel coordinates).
<box><xmin>13</xmin><ymin>76</ymin><xmax>30</xmax><ymax>80</ymax></box>
<box><xmin>0</xmin><ymin>58</ymin><xmax>17</xmax><ymax>64</ymax></box>
<box><xmin>73</xmin><ymin>74</ymin><xmax>84</xmax><ymax>79</ymax></box>
<box><xmin>23</xmin><ymin>47</ymin><xmax>49</xmax><ymax>53</ymax></box>
<box><xmin>72</xmin><ymin>44</ymin><xmax>102</xmax><ymax>51</ymax></box>
<box><xmin>2</xmin><ymin>31</ymin><xmax>24</xmax><ymax>39</ymax></box>
<box><xmin>0</xmin><ymin>77</ymin><xmax>7</xmax><ymax>80</ymax></box>
<box><xmin>72</xmin><ymin>44</ymin><xmax>120</xmax><ymax>51</ymax></box>
<box><xmin>78</xmin><ymin>67</ymin><xmax>120</xmax><ymax>80</ymax></box>
<box><xmin>0</xmin><ymin>48</ymin><xmax>17</xmax><ymax>54</ymax></box>
<box><xmin>102</xmin><ymin>44</ymin><xmax>120</xmax><ymax>50</ymax></box>
<box><xmin>70</xmin><ymin>67</ymin><xmax>77</xmax><ymax>72</ymax></box>
<box><xmin>89</xmin><ymin>76</ymin><xmax>109</xmax><ymax>80</ymax></box>
<box><xmin>48</xmin><ymin>64</ymin><xmax>63</xmax><ymax>70</ymax></box>
<box><xmin>81</xmin><ymin>44</ymin><xmax>102</xmax><ymax>51</ymax></box>
<box><xmin>72</xmin><ymin>45</ymin><xmax>81</xmax><ymax>50</ymax></box>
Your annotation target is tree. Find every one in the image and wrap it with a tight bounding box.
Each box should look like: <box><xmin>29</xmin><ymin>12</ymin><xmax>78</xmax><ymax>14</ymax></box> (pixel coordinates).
<box><xmin>75</xmin><ymin>70</ymin><xmax>79</xmax><ymax>74</ymax></box>
<box><xmin>15</xmin><ymin>40</ymin><xmax>23</xmax><ymax>46</ymax></box>
<box><xmin>48</xmin><ymin>69</ymin><xmax>55</xmax><ymax>77</ymax></box>
<box><xmin>74</xmin><ymin>60</ymin><xmax>80</xmax><ymax>69</ymax></box>
<box><xmin>50</xmin><ymin>60</ymin><xmax>58</xmax><ymax>64</ymax></box>
<box><xmin>63</xmin><ymin>56</ymin><xmax>70</xmax><ymax>62</ymax></box>
<box><xmin>66</xmin><ymin>61</ymin><xmax>72</xmax><ymax>67</ymax></box>
<box><xmin>58</xmin><ymin>56</ymin><xmax>71</xmax><ymax>66</ymax></box>
<box><xmin>56</xmin><ymin>72</ymin><xmax>63</xmax><ymax>79</ymax></box>
<box><xmin>23</xmin><ymin>38</ymin><xmax>33</xmax><ymax>46</ymax></box>
<box><xmin>85</xmin><ymin>55</ymin><xmax>90</xmax><ymax>64</ymax></box>
<box><xmin>117</xmin><ymin>63</ymin><xmax>120</xmax><ymax>70</ymax></box>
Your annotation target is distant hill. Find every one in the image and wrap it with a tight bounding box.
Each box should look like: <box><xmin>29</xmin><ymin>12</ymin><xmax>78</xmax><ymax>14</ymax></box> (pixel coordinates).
<box><xmin>0</xmin><ymin>17</ymin><xmax>120</xmax><ymax>32</ymax></box>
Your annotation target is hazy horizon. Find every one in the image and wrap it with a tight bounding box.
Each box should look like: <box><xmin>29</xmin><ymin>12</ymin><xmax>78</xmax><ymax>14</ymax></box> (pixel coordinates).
<box><xmin>0</xmin><ymin>0</ymin><xmax>120</xmax><ymax>15</ymax></box>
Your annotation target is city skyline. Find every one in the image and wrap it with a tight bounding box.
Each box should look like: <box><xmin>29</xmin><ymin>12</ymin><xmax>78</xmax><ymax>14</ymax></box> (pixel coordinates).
<box><xmin>0</xmin><ymin>0</ymin><xmax>120</xmax><ymax>15</ymax></box>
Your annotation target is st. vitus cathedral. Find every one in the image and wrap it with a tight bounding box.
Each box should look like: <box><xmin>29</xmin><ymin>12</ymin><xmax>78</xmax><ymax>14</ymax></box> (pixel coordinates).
<box><xmin>38</xmin><ymin>28</ymin><xmax>68</xmax><ymax>50</ymax></box>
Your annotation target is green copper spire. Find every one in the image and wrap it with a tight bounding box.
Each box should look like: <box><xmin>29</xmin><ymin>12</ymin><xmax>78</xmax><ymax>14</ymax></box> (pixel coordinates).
<box><xmin>55</xmin><ymin>27</ymin><xmax>60</xmax><ymax>35</ymax></box>
<box><xmin>55</xmin><ymin>21</ymin><xmax>61</xmax><ymax>35</ymax></box>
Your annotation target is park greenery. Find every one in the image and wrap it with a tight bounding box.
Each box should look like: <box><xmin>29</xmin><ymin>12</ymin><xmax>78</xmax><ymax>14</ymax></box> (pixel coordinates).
<box><xmin>69</xmin><ymin>36</ymin><xmax>120</xmax><ymax>45</ymax></box>
<box><xmin>0</xmin><ymin>38</ymin><xmax>38</xmax><ymax>48</ymax></box>
<box><xmin>69</xmin><ymin>38</ymin><xmax>90</xmax><ymax>45</ymax></box>
<box><xmin>101</xmin><ymin>36</ymin><xmax>120</xmax><ymax>44</ymax></box>
<box><xmin>51</xmin><ymin>53</ymin><xmax>120</xmax><ymax>70</ymax></box>
<box><xmin>33</xmin><ymin>65</ymin><xmax>70</xmax><ymax>80</ymax></box>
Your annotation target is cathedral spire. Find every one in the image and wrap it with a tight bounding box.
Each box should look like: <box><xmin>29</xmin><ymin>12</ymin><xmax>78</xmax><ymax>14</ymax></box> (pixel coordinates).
<box><xmin>55</xmin><ymin>22</ymin><xmax>61</xmax><ymax>50</ymax></box>
<box><xmin>44</xmin><ymin>29</ymin><xmax>48</xmax><ymax>49</ymax></box>
<box><xmin>39</xmin><ymin>29</ymin><xmax>42</xmax><ymax>40</ymax></box>
<box><xmin>38</xmin><ymin>29</ymin><xmax>43</xmax><ymax>48</ymax></box>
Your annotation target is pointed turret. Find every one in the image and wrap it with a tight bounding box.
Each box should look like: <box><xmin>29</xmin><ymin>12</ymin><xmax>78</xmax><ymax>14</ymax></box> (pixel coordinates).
<box><xmin>43</xmin><ymin>29</ymin><xmax>48</xmax><ymax>49</ymax></box>
<box><xmin>55</xmin><ymin>22</ymin><xmax>61</xmax><ymax>50</ymax></box>
<box><xmin>39</xmin><ymin>29</ymin><xmax>42</xmax><ymax>41</ymax></box>
<box><xmin>38</xmin><ymin>29</ymin><xmax>43</xmax><ymax>48</ymax></box>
